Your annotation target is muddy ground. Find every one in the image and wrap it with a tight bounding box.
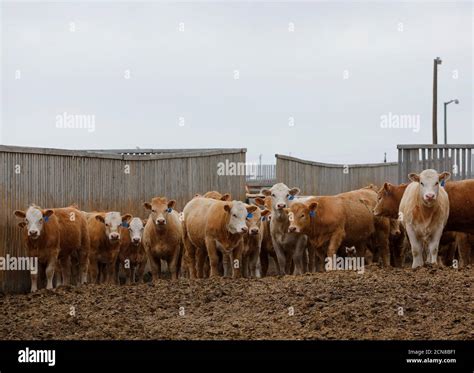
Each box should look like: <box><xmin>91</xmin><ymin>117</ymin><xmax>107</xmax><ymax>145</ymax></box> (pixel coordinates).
<box><xmin>0</xmin><ymin>264</ymin><xmax>472</xmax><ymax>340</ymax></box>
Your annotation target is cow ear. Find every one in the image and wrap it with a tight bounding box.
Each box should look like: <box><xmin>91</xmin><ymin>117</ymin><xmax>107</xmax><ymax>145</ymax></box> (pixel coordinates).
<box><xmin>261</xmin><ymin>209</ymin><xmax>271</xmax><ymax>217</ymax></box>
<box><xmin>246</xmin><ymin>205</ymin><xmax>258</xmax><ymax>213</ymax></box>
<box><xmin>283</xmin><ymin>207</ymin><xmax>290</xmax><ymax>214</ymax></box>
<box><xmin>254</xmin><ymin>197</ymin><xmax>265</xmax><ymax>206</ymax></box>
<box><xmin>194</xmin><ymin>193</ymin><xmax>201</xmax><ymax>198</ymax></box>
<box><xmin>439</xmin><ymin>171</ymin><xmax>451</xmax><ymax>182</ymax></box>
<box><xmin>18</xmin><ymin>221</ymin><xmax>26</xmax><ymax>228</ymax></box>
<box><xmin>308</xmin><ymin>202</ymin><xmax>318</xmax><ymax>211</ymax></box>
<box><xmin>143</xmin><ymin>202</ymin><xmax>152</xmax><ymax>210</ymax></box>
<box><xmin>14</xmin><ymin>210</ymin><xmax>26</xmax><ymax>219</ymax></box>
<box><xmin>167</xmin><ymin>200</ymin><xmax>176</xmax><ymax>209</ymax></box>
<box><xmin>224</xmin><ymin>204</ymin><xmax>232</xmax><ymax>213</ymax></box>
<box><xmin>142</xmin><ymin>219</ymin><xmax>148</xmax><ymax>226</ymax></box>
<box><xmin>261</xmin><ymin>188</ymin><xmax>271</xmax><ymax>196</ymax></box>
<box><xmin>43</xmin><ymin>209</ymin><xmax>54</xmax><ymax>218</ymax></box>
<box><xmin>95</xmin><ymin>215</ymin><xmax>105</xmax><ymax>223</ymax></box>
<box><xmin>408</xmin><ymin>173</ymin><xmax>420</xmax><ymax>182</ymax></box>
<box><xmin>289</xmin><ymin>187</ymin><xmax>300</xmax><ymax>196</ymax></box>
<box><xmin>383</xmin><ymin>182</ymin><xmax>390</xmax><ymax>192</ymax></box>
<box><xmin>121</xmin><ymin>214</ymin><xmax>132</xmax><ymax>223</ymax></box>
<box><xmin>220</xmin><ymin>193</ymin><xmax>231</xmax><ymax>201</ymax></box>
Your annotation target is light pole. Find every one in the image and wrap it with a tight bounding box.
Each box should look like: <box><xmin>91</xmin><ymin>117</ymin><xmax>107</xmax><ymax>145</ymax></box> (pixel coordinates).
<box><xmin>444</xmin><ymin>99</ymin><xmax>459</xmax><ymax>144</ymax></box>
<box><xmin>432</xmin><ymin>57</ymin><xmax>442</xmax><ymax>144</ymax></box>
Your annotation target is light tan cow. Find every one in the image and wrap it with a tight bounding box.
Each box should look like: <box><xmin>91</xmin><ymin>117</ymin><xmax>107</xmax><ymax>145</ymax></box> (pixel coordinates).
<box><xmin>399</xmin><ymin>169</ymin><xmax>451</xmax><ymax>268</ymax></box>
<box><xmin>183</xmin><ymin>197</ymin><xmax>256</xmax><ymax>278</ymax></box>
<box><xmin>143</xmin><ymin>197</ymin><xmax>183</xmax><ymax>280</ymax></box>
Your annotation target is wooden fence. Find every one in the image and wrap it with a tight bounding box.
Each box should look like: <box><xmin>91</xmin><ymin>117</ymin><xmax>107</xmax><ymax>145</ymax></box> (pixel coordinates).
<box><xmin>398</xmin><ymin>144</ymin><xmax>474</xmax><ymax>183</ymax></box>
<box><xmin>276</xmin><ymin>154</ymin><xmax>398</xmax><ymax>196</ymax></box>
<box><xmin>0</xmin><ymin>146</ymin><xmax>246</xmax><ymax>293</ymax></box>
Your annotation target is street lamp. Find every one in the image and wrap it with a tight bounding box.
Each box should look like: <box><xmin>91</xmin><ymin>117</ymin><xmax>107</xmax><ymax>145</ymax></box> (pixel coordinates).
<box><xmin>432</xmin><ymin>57</ymin><xmax>442</xmax><ymax>144</ymax></box>
<box><xmin>444</xmin><ymin>99</ymin><xmax>459</xmax><ymax>144</ymax></box>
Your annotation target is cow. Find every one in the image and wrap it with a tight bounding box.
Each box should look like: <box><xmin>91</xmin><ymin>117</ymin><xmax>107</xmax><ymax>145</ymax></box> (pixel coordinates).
<box><xmin>87</xmin><ymin>211</ymin><xmax>131</xmax><ymax>284</ymax></box>
<box><xmin>14</xmin><ymin>205</ymin><xmax>90</xmax><ymax>291</ymax></box>
<box><xmin>399</xmin><ymin>169</ymin><xmax>451</xmax><ymax>268</ymax></box>
<box><xmin>14</xmin><ymin>206</ymin><xmax>59</xmax><ymax>292</ymax></box>
<box><xmin>260</xmin><ymin>183</ymin><xmax>308</xmax><ymax>275</ymax></box>
<box><xmin>241</xmin><ymin>206</ymin><xmax>270</xmax><ymax>278</ymax></box>
<box><xmin>286</xmin><ymin>187</ymin><xmax>390</xmax><ymax>269</ymax></box>
<box><xmin>202</xmin><ymin>191</ymin><xmax>232</xmax><ymax>201</ymax></box>
<box><xmin>117</xmin><ymin>216</ymin><xmax>147</xmax><ymax>284</ymax></box>
<box><xmin>143</xmin><ymin>197</ymin><xmax>183</xmax><ymax>280</ymax></box>
<box><xmin>182</xmin><ymin>197</ymin><xmax>256</xmax><ymax>278</ymax></box>
<box><xmin>254</xmin><ymin>196</ymin><xmax>281</xmax><ymax>276</ymax></box>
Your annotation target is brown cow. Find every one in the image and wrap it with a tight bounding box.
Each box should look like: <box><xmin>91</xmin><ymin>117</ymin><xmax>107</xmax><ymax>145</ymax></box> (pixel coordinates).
<box><xmin>183</xmin><ymin>197</ymin><xmax>256</xmax><ymax>278</ymax></box>
<box><xmin>202</xmin><ymin>191</ymin><xmax>232</xmax><ymax>201</ymax></box>
<box><xmin>242</xmin><ymin>206</ymin><xmax>270</xmax><ymax>278</ymax></box>
<box><xmin>87</xmin><ymin>211</ymin><xmax>131</xmax><ymax>284</ymax></box>
<box><xmin>14</xmin><ymin>206</ymin><xmax>59</xmax><ymax>291</ymax></box>
<box><xmin>286</xmin><ymin>187</ymin><xmax>389</xmax><ymax>269</ymax></box>
<box><xmin>15</xmin><ymin>205</ymin><xmax>90</xmax><ymax>290</ymax></box>
<box><xmin>255</xmin><ymin>196</ymin><xmax>281</xmax><ymax>276</ymax></box>
<box><xmin>117</xmin><ymin>216</ymin><xmax>147</xmax><ymax>284</ymax></box>
<box><xmin>143</xmin><ymin>197</ymin><xmax>183</xmax><ymax>280</ymax></box>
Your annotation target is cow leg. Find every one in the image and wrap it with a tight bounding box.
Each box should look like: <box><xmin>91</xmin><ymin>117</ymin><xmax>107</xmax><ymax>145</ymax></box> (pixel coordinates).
<box><xmin>248</xmin><ymin>249</ymin><xmax>260</xmax><ymax>278</ymax></box>
<box><xmin>405</xmin><ymin>224</ymin><xmax>423</xmax><ymax>268</ymax></box>
<box><xmin>292</xmin><ymin>236</ymin><xmax>307</xmax><ymax>275</ymax></box>
<box><xmin>205</xmin><ymin>237</ymin><xmax>220</xmax><ymax>278</ymax></box>
<box><xmin>149</xmin><ymin>256</ymin><xmax>162</xmax><ymax>281</ymax></box>
<box><xmin>136</xmin><ymin>261</ymin><xmax>145</xmax><ymax>283</ymax></box>
<box><xmin>168</xmin><ymin>252</ymin><xmax>179</xmax><ymax>280</ymax></box>
<box><xmin>241</xmin><ymin>254</ymin><xmax>249</xmax><ymax>278</ymax></box>
<box><xmin>231</xmin><ymin>243</ymin><xmax>243</xmax><ymax>279</ymax></box>
<box><xmin>327</xmin><ymin>230</ymin><xmax>345</xmax><ymax>258</ymax></box>
<box><xmin>45</xmin><ymin>259</ymin><xmax>56</xmax><ymax>290</ymax></box>
<box><xmin>427</xmin><ymin>228</ymin><xmax>444</xmax><ymax>265</ymax></box>
<box><xmin>222</xmin><ymin>253</ymin><xmax>232</xmax><ymax>277</ymax></box>
<box><xmin>308</xmin><ymin>244</ymin><xmax>316</xmax><ymax>273</ymax></box>
<box><xmin>30</xmin><ymin>270</ymin><xmax>38</xmax><ymax>292</ymax></box>
<box><xmin>124</xmin><ymin>265</ymin><xmax>132</xmax><ymax>285</ymax></box>
<box><xmin>183</xmin><ymin>235</ymin><xmax>197</xmax><ymax>279</ymax></box>
<box><xmin>259</xmin><ymin>249</ymin><xmax>269</xmax><ymax>277</ymax></box>
<box><xmin>272</xmin><ymin>239</ymin><xmax>287</xmax><ymax>275</ymax></box>
<box><xmin>196</xmin><ymin>247</ymin><xmax>208</xmax><ymax>278</ymax></box>
<box><xmin>59</xmin><ymin>256</ymin><xmax>71</xmax><ymax>286</ymax></box>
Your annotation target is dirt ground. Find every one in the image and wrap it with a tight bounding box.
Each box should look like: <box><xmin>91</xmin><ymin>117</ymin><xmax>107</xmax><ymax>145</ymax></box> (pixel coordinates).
<box><xmin>0</xmin><ymin>264</ymin><xmax>472</xmax><ymax>340</ymax></box>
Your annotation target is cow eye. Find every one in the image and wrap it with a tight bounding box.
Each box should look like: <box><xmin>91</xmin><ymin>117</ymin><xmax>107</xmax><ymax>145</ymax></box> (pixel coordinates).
<box><xmin>271</xmin><ymin>193</ymin><xmax>275</xmax><ymax>197</ymax></box>
<box><xmin>105</xmin><ymin>223</ymin><xmax>109</xmax><ymax>227</ymax></box>
<box><xmin>301</xmin><ymin>214</ymin><xmax>305</xmax><ymax>218</ymax></box>
<box><xmin>233</xmin><ymin>214</ymin><xmax>238</xmax><ymax>218</ymax></box>
<box><xmin>435</xmin><ymin>182</ymin><xmax>439</xmax><ymax>186</ymax></box>
<box><xmin>420</xmin><ymin>182</ymin><xmax>424</xmax><ymax>186</ymax></box>
<box><xmin>152</xmin><ymin>209</ymin><xmax>156</xmax><ymax>213</ymax></box>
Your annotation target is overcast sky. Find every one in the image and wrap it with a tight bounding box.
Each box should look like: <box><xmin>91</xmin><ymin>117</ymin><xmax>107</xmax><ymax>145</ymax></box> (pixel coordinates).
<box><xmin>1</xmin><ymin>0</ymin><xmax>472</xmax><ymax>165</ymax></box>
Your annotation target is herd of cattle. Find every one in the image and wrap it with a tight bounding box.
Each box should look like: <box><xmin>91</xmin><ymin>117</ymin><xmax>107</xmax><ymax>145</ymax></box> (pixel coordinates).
<box><xmin>12</xmin><ymin>168</ymin><xmax>474</xmax><ymax>292</ymax></box>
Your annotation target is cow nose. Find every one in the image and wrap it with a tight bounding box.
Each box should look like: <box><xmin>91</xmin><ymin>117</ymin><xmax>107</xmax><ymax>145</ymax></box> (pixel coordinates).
<box><xmin>156</xmin><ymin>218</ymin><xmax>166</xmax><ymax>225</ymax></box>
<box><xmin>132</xmin><ymin>237</ymin><xmax>140</xmax><ymax>244</ymax></box>
<box><xmin>425</xmin><ymin>193</ymin><xmax>435</xmax><ymax>200</ymax></box>
<box><xmin>289</xmin><ymin>226</ymin><xmax>297</xmax><ymax>232</ymax></box>
<box><xmin>110</xmin><ymin>232</ymin><xmax>120</xmax><ymax>240</ymax></box>
<box><xmin>250</xmin><ymin>228</ymin><xmax>259</xmax><ymax>235</ymax></box>
<box><xmin>241</xmin><ymin>226</ymin><xmax>248</xmax><ymax>233</ymax></box>
<box><xmin>277</xmin><ymin>203</ymin><xmax>286</xmax><ymax>209</ymax></box>
<box><xmin>28</xmin><ymin>230</ymin><xmax>38</xmax><ymax>237</ymax></box>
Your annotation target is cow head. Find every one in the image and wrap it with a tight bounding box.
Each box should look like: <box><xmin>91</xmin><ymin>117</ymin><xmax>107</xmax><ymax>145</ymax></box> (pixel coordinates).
<box><xmin>287</xmin><ymin>200</ymin><xmax>317</xmax><ymax>233</ymax></box>
<box><xmin>245</xmin><ymin>207</ymin><xmax>270</xmax><ymax>236</ymax></box>
<box><xmin>203</xmin><ymin>191</ymin><xmax>232</xmax><ymax>201</ymax></box>
<box><xmin>127</xmin><ymin>217</ymin><xmax>146</xmax><ymax>245</ymax></box>
<box><xmin>224</xmin><ymin>201</ymin><xmax>256</xmax><ymax>234</ymax></box>
<box><xmin>14</xmin><ymin>206</ymin><xmax>54</xmax><ymax>240</ymax></box>
<box><xmin>96</xmin><ymin>212</ymin><xmax>130</xmax><ymax>242</ymax></box>
<box><xmin>144</xmin><ymin>197</ymin><xmax>176</xmax><ymax>229</ymax></box>
<box><xmin>408</xmin><ymin>169</ymin><xmax>450</xmax><ymax>206</ymax></box>
<box><xmin>261</xmin><ymin>183</ymin><xmax>300</xmax><ymax>212</ymax></box>
<box><xmin>345</xmin><ymin>246</ymin><xmax>357</xmax><ymax>257</ymax></box>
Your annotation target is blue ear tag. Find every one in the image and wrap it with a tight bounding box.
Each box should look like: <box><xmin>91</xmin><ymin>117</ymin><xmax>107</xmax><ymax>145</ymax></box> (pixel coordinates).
<box><xmin>44</xmin><ymin>216</ymin><xmax>49</xmax><ymax>223</ymax></box>
<box><xmin>441</xmin><ymin>180</ymin><xmax>445</xmax><ymax>187</ymax></box>
<box><xmin>166</xmin><ymin>208</ymin><xmax>172</xmax><ymax>213</ymax></box>
<box><xmin>121</xmin><ymin>222</ymin><xmax>129</xmax><ymax>228</ymax></box>
<box><xmin>261</xmin><ymin>216</ymin><xmax>266</xmax><ymax>222</ymax></box>
<box><xmin>247</xmin><ymin>212</ymin><xmax>253</xmax><ymax>219</ymax></box>
<box><xmin>309</xmin><ymin>210</ymin><xmax>316</xmax><ymax>218</ymax></box>
<box><xmin>288</xmin><ymin>195</ymin><xmax>295</xmax><ymax>201</ymax></box>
